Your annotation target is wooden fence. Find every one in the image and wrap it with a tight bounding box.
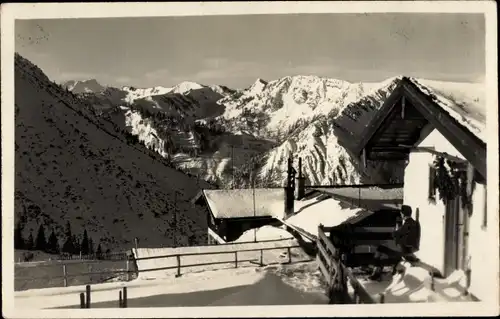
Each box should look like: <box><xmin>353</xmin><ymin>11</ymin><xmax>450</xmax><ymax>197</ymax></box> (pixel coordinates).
<box><xmin>68</xmin><ymin>243</ymin><xmax>308</xmax><ymax>309</ymax></box>
<box><xmin>15</xmin><ymin>255</ymin><xmax>137</xmax><ymax>291</ymax></box>
<box><xmin>317</xmin><ymin>224</ymin><xmax>384</xmax><ymax>304</ymax></box>
<box><xmin>16</xmin><ymin>243</ymin><xmax>309</xmax><ymax>292</ymax></box>
<box><xmin>133</xmin><ymin>244</ymin><xmax>303</xmax><ymax>277</ymax></box>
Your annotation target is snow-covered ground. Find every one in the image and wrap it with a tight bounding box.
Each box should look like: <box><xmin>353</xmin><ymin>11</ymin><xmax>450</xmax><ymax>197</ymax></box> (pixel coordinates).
<box><xmin>349</xmin><ymin>262</ymin><xmax>475</xmax><ymax>304</ymax></box>
<box><xmin>14</xmin><ymin>261</ymin><xmax>326</xmax><ymax>309</ymax></box>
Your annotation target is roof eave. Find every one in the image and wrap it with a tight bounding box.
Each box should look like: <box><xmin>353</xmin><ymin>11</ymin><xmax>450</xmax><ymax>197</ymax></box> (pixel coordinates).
<box><xmin>355</xmin><ymin>77</ymin><xmax>486</xmax><ymax>180</ymax></box>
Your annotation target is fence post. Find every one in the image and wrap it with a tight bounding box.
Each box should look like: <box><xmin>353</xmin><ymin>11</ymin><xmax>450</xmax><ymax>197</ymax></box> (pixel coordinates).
<box><xmin>287</xmin><ymin>247</ymin><xmax>292</xmax><ymax>264</ymax></box>
<box><xmin>378</xmin><ymin>293</ymin><xmax>385</xmax><ymax>303</ymax></box>
<box><xmin>79</xmin><ymin>292</ymin><xmax>85</xmax><ymax>309</ymax></box>
<box><xmin>234</xmin><ymin>251</ymin><xmax>238</xmax><ymax>268</ymax></box>
<box><xmin>63</xmin><ymin>264</ymin><xmax>68</xmax><ymax>287</ymax></box>
<box><xmin>119</xmin><ymin>290</ymin><xmax>123</xmax><ymax>308</ymax></box>
<box><xmin>126</xmin><ymin>257</ymin><xmax>130</xmax><ymax>281</ymax></box>
<box><xmin>259</xmin><ymin>249</ymin><xmax>263</xmax><ymax>266</ymax></box>
<box><xmin>176</xmin><ymin>255</ymin><xmax>181</xmax><ymax>277</ymax></box>
<box><xmin>85</xmin><ymin>285</ymin><xmax>91</xmax><ymax>308</ymax></box>
<box><xmin>123</xmin><ymin>287</ymin><xmax>127</xmax><ymax>308</ymax></box>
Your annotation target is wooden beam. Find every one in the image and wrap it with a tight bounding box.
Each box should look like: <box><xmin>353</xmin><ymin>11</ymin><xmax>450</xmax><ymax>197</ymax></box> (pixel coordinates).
<box><xmin>397</xmin><ymin>145</ymin><xmax>468</xmax><ymax>164</ymax></box>
<box><xmin>401</xmin><ymin>96</ymin><xmax>406</xmax><ymax>119</ymax></box>
<box><xmin>401</xmin><ymin>80</ymin><xmax>486</xmax><ymax>179</ymax></box>
<box><xmin>354</xmin><ymin>83</ymin><xmax>405</xmax><ymax>155</ymax></box>
<box><xmin>362</xmin><ymin>148</ymin><xmax>367</xmax><ymax>169</ymax></box>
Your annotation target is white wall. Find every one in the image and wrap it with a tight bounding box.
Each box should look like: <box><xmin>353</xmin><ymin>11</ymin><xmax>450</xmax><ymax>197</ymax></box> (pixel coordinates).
<box><xmin>404</xmin><ymin>147</ymin><xmax>446</xmax><ymax>274</ymax></box>
<box><xmin>403</xmin><ymin>128</ymin><xmax>489</xmax><ymax>301</ymax></box>
<box><xmin>467</xmin><ymin>182</ymin><xmax>489</xmax><ymax>302</ymax></box>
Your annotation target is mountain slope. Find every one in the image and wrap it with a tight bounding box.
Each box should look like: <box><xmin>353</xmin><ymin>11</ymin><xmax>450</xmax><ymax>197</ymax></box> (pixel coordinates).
<box><xmin>14</xmin><ymin>53</ymin><xmax>213</xmax><ymax>251</ymax></box>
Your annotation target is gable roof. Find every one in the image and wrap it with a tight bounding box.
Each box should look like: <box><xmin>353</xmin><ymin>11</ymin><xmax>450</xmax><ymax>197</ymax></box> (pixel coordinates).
<box><xmin>354</xmin><ymin>77</ymin><xmax>486</xmax><ymax>179</ymax></box>
<box><xmin>199</xmin><ymin>188</ymin><xmax>286</xmax><ymax>219</ymax></box>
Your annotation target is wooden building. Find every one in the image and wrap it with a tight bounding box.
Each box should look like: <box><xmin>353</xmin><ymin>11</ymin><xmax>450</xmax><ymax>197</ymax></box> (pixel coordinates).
<box><xmin>192</xmin><ymin>188</ymin><xmax>285</xmax><ymax>242</ymax></box>
<box><xmin>354</xmin><ymin>76</ymin><xmax>489</xmax><ymax>301</ymax></box>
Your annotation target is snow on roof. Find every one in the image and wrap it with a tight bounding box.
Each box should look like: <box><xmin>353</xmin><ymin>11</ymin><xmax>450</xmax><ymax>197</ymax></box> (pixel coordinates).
<box><xmin>286</xmin><ymin>193</ymin><xmax>373</xmax><ymax>235</ymax></box>
<box><xmin>234</xmin><ymin>225</ymin><xmax>295</xmax><ymax>243</ymax></box>
<box><xmin>408</xmin><ymin>78</ymin><xmax>486</xmax><ymax>142</ymax></box>
<box><xmin>202</xmin><ymin>188</ymin><xmax>285</xmax><ymax>219</ymax></box>
<box><xmin>311</xmin><ymin>186</ymin><xmax>404</xmax><ymax>210</ymax></box>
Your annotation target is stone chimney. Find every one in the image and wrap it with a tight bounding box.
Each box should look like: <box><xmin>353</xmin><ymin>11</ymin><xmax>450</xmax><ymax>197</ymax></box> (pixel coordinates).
<box><xmin>296</xmin><ymin>157</ymin><xmax>306</xmax><ymax>200</ymax></box>
<box><xmin>284</xmin><ymin>157</ymin><xmax>296</xmax><ymax>217</ymax></box>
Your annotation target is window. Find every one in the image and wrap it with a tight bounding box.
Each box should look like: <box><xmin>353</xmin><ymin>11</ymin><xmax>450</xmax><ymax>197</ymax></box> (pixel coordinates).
<box><xmin>428</xmin><ymin>165</ymin><xmax>436</xmax><ymax>201</ymax></box>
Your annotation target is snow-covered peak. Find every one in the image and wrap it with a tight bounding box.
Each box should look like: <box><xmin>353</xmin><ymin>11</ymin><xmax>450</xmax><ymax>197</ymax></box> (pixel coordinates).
<box><xmin>171</xmin><ymin>81</ymin><xmax>205</xmax><ymax>94</ymax></box>
<box><xmin>121</xmin><ymin>85</ymin><xmax>173</xmax><ymax>103</ymax></box>
<box><xmin>209</xmin><ymin>85</ymin><xmax>236</xmax><ymax>97</ymax></box>
<box><xmin>248</xmin><ymin>78</ymin><xmax>268</xmax><ymax>94</ymax></box>
<box><xmin>63</xmin><ymin>79</ymin><xmax>106</xmax><ymax>94</ymax></box>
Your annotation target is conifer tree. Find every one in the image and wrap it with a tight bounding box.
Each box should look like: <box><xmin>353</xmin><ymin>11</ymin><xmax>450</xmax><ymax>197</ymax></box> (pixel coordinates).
<box><xmin>64</xmin><ymin>221</ymin><xmax>72</xmax><ymax>238</ymax></box>
<box><xmin>14</xmin><ymin>220</ymin><xmax>25</xmax><ymax>250</ymax></box>
<box><xmin>62</xmin><ymin>221</ymin><xmax>74</xmax><ymax>254</ymax></box>
<box><xmin>72</xmin><ymin>234</ymin><xmax>80</xmax><ymax>255</ymax></box>
<box><xmin>96</xmin><ymin>243</ymin><xmax>103</xmax><ymax>260</ymax></box>
<box><xmin>47</xmin><ymin>229</ymin><xmax>59</xmax><ymax>254</ymax></box>
<box><xmin>80</xmin><ymin>229</ymin><xmax>89</xmax><ymax>255</ymax></box>
<box><xmin>26</xmin><ymin>231</ymin><xmax>34</xmax><ymax>250</ymax></box>
<box><xmin>35</xmin><ymin>224</ymin><xmax>46</xmax><ymax>251</ymax></box>
<box><xmin>88</xmin><ymin>237</ymin><xmax>94</xmax><ymax>256</ymax></box>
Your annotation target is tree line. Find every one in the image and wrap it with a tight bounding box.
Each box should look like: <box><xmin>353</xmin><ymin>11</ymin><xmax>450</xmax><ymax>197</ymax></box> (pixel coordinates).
<box><xmin>14</xmin><ymin>220</ymin><xmax>105</xmax><ymax>259</ymax></box>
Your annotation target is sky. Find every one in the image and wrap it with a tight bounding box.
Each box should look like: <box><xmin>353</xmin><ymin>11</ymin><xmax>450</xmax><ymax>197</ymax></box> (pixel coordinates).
<box><xmin>15</xmin><ymin>13</ymin><xmax>485</xmax><ymax>89</ymax></box>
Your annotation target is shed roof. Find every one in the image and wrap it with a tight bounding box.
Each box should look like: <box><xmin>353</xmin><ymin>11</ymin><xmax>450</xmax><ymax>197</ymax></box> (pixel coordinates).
<box><xmin>355</xmin><ymin>77</ymin><xmax>486</xmax><ymax>179</ymax></box>
<box><xmin>199</xmin><ymin>188</ymin><xmax>285</xmax><ymax>219</ymax></box>
<box><xmin>311</xmin><ymin>185</ymin><xmax>404</xmax><ymax>210</ymax></box>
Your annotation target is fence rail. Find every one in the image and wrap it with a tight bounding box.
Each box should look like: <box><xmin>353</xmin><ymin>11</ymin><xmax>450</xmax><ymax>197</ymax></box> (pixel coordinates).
<box><xmin>317</xmin><ymin>224</ymin><xmax>382</xmax><ymax>304</ymax></box>
<box><xmin>16</xmin><ymin>243</ymin><xmax>306</xmax><ymax>291</ymax></box>
<box><xmin>133</xmin><ymin>244</ymin><xmax>300</xmax><ymax>262</ymax></box>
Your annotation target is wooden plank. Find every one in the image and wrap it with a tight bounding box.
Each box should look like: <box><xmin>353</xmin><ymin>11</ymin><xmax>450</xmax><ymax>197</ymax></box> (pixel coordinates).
<box><xmin>317</xmin><ymin>255</ymin><xmax>331</xmax><ymax>286</ymax></box>
<box><xmin>317</xmin><ymin>240</ymin><xmax>333</xmax><ymax>269</ymax></box>
<box><xmin>401</xmin><ymin>80</ymin><xmax>486</xmax><ymax>179</ymax></box>
<box><xmin>354</xmin><ymin>227</ymin><xmax>394</xmax><ymax>233</ymax></box>
<box><xmin>354</xmin><ymin>84</ymin><xmax>405</xmax><ymax>155</ymax></box>
<box><xmin>344</xmin><ymin>264</ymin><xmax>376</xmax><ymax>304</ymax></box>
<box><xmin>318</xmin><ymin>229</ymin><xmax>337</xmax><ymax>258</ymax></box>
<box><xmin>134</xmin><ymin>244</ymin><xmax>300</xmax><ymax>261</ymax></box>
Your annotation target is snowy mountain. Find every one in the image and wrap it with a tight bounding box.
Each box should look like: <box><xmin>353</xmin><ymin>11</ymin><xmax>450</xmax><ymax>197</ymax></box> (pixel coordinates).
<box><xmin>62</xmin><ymin>79</ymin><xmax>106</xmax><ymax>94</ymax></box>
<box><xmin>14</xmin><ymin>53</ymin><xmax>214</xmax><ymax>251</ymax></box>
<box><xmin>62</xmin><ymin>71</ymin><xmax>482</xmax><ymax>190</ymax></box>
<box><xmin>216</xmin><ymin>75</ymin><xmax>407</xmax><ymax>185</ymax></box>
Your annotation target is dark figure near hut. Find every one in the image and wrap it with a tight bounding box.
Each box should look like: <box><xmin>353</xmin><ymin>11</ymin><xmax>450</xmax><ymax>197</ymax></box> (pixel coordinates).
<box><xmin>368</xmin><ymin>205</ymin><xmax>421</xmax><ymax>281</ymax></box>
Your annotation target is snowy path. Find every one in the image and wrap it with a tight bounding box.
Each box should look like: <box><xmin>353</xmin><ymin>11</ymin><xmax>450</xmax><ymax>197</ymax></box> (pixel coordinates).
<box><xmin>15</xmin><ymin>268</ymin><xmax>264</xmax><ymax>309</ymax></box>
<box><xmin>15</xmin><ymin>261</ymin><xmax>327</xmax><ymax>309</ymax></box>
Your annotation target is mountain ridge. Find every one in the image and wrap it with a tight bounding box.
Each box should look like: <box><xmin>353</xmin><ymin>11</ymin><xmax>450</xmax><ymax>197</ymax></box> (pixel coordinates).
<box><xmin>15</xmin><ymin>53</ymin><xmax>214</xmax><ymax>251</ymax></box>
<box><xmin>60</xmin><ymin>68</ymin><xmax>483</xmax><ymax>191</ymax></box>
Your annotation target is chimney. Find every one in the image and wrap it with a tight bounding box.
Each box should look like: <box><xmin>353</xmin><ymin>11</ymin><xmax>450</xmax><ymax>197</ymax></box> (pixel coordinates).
<box><xmin>284</xmin><ymin>157</ymin><xmax>296</xmax><ymax>217</ymax></box>
<box><xmin>296</xmin><ymin>157</ymin><xmax>306</xmax><ymax>200</ymax></box>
